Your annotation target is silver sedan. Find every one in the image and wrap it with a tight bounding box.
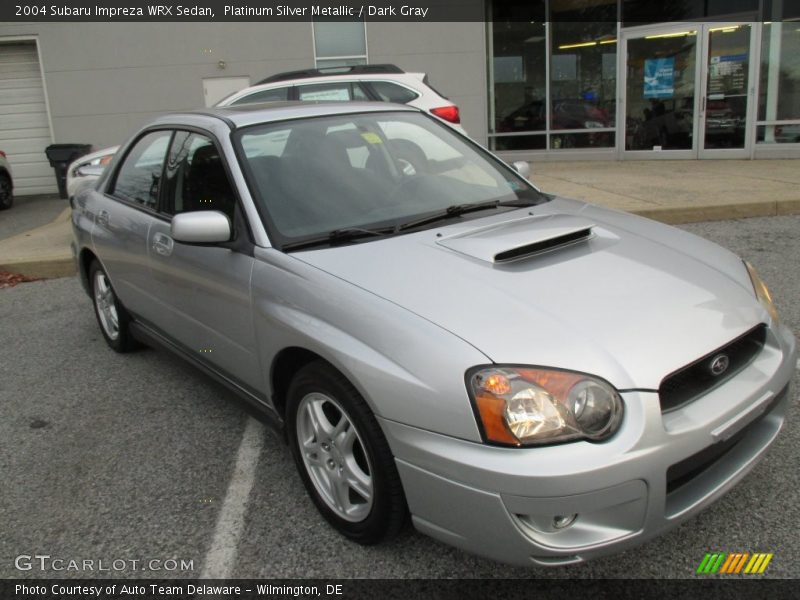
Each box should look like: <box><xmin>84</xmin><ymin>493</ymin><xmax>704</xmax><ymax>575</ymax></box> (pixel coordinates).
<box><xmin>71</xmin><ymin>103</ymin><xmax>796</xmax><ymax>566</ymax></box>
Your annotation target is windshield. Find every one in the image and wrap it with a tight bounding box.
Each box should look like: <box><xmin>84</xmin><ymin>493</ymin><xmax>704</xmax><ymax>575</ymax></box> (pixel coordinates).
<box><xmin>235</xmin><ymin>111</ymin><xmax>546</xmax><ymax>246</ymax></box>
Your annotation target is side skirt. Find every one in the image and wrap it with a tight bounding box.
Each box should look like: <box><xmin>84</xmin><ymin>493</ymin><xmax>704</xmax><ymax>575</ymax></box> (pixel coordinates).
<box><xmin>129</xmin><ymin>319</ymin><xmax>284</xmax><ymax>435</ymax></box>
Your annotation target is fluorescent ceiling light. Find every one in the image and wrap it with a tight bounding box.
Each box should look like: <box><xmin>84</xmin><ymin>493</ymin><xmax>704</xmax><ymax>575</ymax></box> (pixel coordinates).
<box><xmin>644</xmin><ymin>31</ymin><xmax>697</xmax><ymax>40</ymax></box>
<box><xmin>558</xmin><ymin>41</ymin><xmax>597</xmax><ymax>49</ymax></box>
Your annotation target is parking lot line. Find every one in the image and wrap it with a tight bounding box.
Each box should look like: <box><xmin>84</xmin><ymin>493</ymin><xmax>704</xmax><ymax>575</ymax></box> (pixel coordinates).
<box><xmin>200</xmin><ymin>417</ymin><xmax>264</xmax><ymax>579</ymax></box>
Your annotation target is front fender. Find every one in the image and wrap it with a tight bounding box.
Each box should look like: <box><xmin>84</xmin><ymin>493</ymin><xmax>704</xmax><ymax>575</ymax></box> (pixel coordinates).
<box><xmin>251</xmin><ymin>247</ymin><xmax>490</xmax><ymax>442</ymax></box>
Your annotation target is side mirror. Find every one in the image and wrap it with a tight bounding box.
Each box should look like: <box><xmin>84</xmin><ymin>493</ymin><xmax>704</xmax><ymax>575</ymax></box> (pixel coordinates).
<box><xmin>75</xmin><ymin>165</ymin><xmax>105</xmax><ymax>178</ymax></box>
<box><xmin>512</xmin><ymin>161</ymin><xmax>531</xmax><ymax>180</ymax></box>
<box><xmin>171</xmin><ymin>211</ymin><xmax>231</xmax><ymax>244</ymax></box>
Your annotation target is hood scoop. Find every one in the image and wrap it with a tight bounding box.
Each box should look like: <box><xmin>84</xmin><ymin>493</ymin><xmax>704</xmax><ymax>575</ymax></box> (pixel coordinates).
<box><xmin>436</xmin><ymin>213</ymin><xmax>595</xmax><ymax>264</ymax></box>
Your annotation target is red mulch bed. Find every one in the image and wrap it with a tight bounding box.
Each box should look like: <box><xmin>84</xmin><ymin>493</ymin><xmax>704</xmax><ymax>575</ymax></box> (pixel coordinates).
<box><xmin>0</xmin><ymin>271</ymin><xmax>40</xmax><ymax>289</ymax></box>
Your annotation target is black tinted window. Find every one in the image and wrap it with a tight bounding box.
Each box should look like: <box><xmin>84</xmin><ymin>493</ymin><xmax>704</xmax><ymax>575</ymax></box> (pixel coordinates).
<box><xmin>231</xmin><ymin>86</ymin><xmax>289</xmax><ymax>105</ymax></box>
<box><xmin>112</xmin><ymin>131</ymin><xmax>171</xmax><ymax>208</ymax></box>
<box><xmin>370</xmin><ymin>81</ymin><xmax>419</xmax><ymax>104</ymax></box>
<box><xmin>162</xmin><ymin>132</ymin><xmax>236</xmax><ymax>222</ymax></box>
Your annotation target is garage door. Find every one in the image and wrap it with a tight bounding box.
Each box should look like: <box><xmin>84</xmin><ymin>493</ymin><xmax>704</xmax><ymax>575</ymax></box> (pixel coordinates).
<box><xmin>0</xmin><ymin>41</ymin><xmax>56</xmax><ymax>195</ymax></box>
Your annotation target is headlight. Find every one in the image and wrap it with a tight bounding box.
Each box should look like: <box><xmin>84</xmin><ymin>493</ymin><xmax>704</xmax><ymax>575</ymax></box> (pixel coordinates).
<box><xmin>467</xmin><ymin>366</ymin><xmax>623</xmax><ymax>446</ymax></box>
<box><xmin>744</xmin><ymin>261</ymin><xmax>780</xmax><ymax>324</ymax></box>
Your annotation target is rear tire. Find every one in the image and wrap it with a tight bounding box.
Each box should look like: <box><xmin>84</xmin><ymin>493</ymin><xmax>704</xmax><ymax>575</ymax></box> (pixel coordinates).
<box><xmin>89</xmin><ymin>260</ymin><xmax>137</xmax><ymax>353</ymax></box>
<box><xmin>286</xmin><ymin>360</ymin><xmax>407</xmax><ymax>544</ymax></box>
<box><xmin>0</xmin><ymin>174</ymin><xmax>12</xmax><ymax>210</ymax></box>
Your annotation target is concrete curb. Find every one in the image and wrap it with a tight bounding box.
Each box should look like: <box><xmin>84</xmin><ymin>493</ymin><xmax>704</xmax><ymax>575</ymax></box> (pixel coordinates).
<box><xmin>0</xmin><ymin>208</ymin><xmax>76</xmax><ymax>279</ymax></box>
<box><xmin>1</xmin><ymin>199</ymin><xmax>799</xmax><ymax>281</ymax></box>
<box><xmin>631</xmin><ymin>198</ymin><xmax>800</xmax><ymax>225</ymax></box>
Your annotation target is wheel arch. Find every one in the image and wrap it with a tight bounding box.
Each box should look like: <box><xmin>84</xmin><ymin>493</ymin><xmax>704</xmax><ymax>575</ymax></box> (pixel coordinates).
<box><xmin>77</xmin><ymin>247</ymin><xmax>100</xmax><ymax>296</ymax></box>
<box><xmin>270</xmin><ymin>346</ymin><xmax>330</xmax><ymax>420</ymax></box>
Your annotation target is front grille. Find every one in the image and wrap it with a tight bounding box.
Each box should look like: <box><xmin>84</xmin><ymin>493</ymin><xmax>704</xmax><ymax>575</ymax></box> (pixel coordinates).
<box><xmin>666</xmin><ymin>385</ymin><xmax>786</xmax><ymax>495</ymax></box>
<box><xmin>659</xmin><ymin>324</ymin><xmax>767</xmax><ymax>413</ymax></box>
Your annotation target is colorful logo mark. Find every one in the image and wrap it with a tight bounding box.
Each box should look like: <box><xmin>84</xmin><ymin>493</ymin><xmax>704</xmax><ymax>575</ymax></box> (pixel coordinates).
<box><xmin>696</xmin><ymin>552</ymin><xmax>773</xmax><ymax>574</ymax></box>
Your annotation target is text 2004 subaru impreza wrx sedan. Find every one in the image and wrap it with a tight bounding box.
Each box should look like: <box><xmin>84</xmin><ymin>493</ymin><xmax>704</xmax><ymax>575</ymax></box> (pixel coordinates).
<box><xmin>71</xmin><ymin>103</ymin><xmax>796</xmax><ymax>566</ymax></box>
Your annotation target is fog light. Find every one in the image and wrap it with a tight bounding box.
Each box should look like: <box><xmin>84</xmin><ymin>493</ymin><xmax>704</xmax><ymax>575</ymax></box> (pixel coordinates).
<box><xmin>552</xmin><ymin>514</ymin><xmax>578</xmax><ymax>530</ymax></box>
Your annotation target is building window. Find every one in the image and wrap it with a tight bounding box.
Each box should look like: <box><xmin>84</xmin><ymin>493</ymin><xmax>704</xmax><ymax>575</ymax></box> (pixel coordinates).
<box><xmin>549</xmin><ymin>18</ymin><xmax>617</xmax><ymax>149</ymax></box>
<box><xmin>489</xmin><ymin>17</ymin><xmax>548</xmax><ymax>151</ymax></box>
<box><xmin>488</xmin><ymin>0</ymin><xmax>617</xmax><ymax>151</ymax></box>
<box><xmin>757</xmin><ymin>20</ymin><xmax>800</xmax><ymax>144</ymax></box>
<box><xmin>621</xmin><ymin>0</ymin><xmax>758</xmax><ymax>25</ymax></box>
<box><xmin>313</xmin><ymin>20</ymin><xmax>367</xmax><ymax>68</ymax></box>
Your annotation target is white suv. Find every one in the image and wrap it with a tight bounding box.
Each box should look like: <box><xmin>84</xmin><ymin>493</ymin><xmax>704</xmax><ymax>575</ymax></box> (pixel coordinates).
<box><xmin>66</xmin><ymin>65</ymin><xmax>464</xmax><ymax>197</ymax></box>
<box><xmin>217</xmin><ymin>64</ymin><xmax>465</xmax><ymax>133</ymax></box>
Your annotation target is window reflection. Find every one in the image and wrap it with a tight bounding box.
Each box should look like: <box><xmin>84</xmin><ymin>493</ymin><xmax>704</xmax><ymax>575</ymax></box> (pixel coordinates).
<box><xmin>550</xmin><ymin>20</ymin><xmax>617</xmax><ymax>132</ymax></box>
<box><xmin>625</xmin><ymin>32</ymin><xmax>697</xmax><ymax>150</ymax></box>
<box><xmin>490</xmin><ymin>19</ymin><xmax>548</xmax><ymax>137</ymax></box>
<box><xmin>758</xmin><ymin>21</ymin><xmax>800</xmax><ymax>144</ymax></box>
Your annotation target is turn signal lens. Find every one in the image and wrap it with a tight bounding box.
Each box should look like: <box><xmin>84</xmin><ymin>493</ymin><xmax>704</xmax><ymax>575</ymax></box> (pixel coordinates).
<box><xmin>430</xmin><ymin>105</ymin><xmax>461</xmax><ymax>124</ymax></box>
<box><xmin>469</xmin><ymin>367</ymin><xmax>623</xmax><ymax>446</ymax></box>
<box><xmin>480</xmin><ymin>372</ymin><xmax>511</xmax><ymax>395</ymax></box>
<box><xmin>745</xmin><ymin>261</ymin><xmax>780</xmax><ymax>325</ymax></box>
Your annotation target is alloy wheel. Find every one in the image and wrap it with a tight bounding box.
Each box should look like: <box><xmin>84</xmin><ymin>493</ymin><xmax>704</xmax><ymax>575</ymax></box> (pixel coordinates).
<box><xmin>295</xmin><ymin>392</ymin><xmax>374</xmax><ymax>522</ymax></box>
<box><xmin>93</xmin><ymin>270</ymin><xmax>120</xmax><ymax>340</ymax></box>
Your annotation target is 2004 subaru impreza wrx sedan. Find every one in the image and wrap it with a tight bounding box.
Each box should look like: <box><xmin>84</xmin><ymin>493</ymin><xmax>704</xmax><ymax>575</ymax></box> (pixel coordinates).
<box><xmin>71</xmin><ymin>103</ymin><xmax>796</xmax><ymax>567</ymax></box>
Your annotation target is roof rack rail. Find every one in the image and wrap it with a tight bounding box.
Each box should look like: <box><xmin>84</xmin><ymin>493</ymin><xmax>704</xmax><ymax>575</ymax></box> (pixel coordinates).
<box><xmin>257</xmin><ymin>64</ymin><xmax>405</xmax><ymax>85</ymax></box>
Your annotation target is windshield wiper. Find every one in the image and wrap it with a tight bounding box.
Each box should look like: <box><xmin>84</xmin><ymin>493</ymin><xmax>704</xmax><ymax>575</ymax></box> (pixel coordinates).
<box><xmin>281</xmin><ymin>199</ymin><xmax>538</xmax><ymax>252</ymax></box>
<box><xmin>281</xmin><ymin>226</ymin><xmax>395</xmax><ymax>252</ymax></box>
<box><xmin>394</xmin><ymin>198</ymin><xmax>537</xmax><ymax>232</ymax></box>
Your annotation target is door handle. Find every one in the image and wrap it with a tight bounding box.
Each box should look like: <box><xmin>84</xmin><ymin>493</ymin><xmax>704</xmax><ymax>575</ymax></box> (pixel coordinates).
<box><xmin>152</xmin><ymin>232</ymin><xmax>174</xmax><ymax>257</ymax></box>
<box><xmin>96</xmin><ymin>210</ymin><xmax>110</xmax><ymax>227</ymax></box>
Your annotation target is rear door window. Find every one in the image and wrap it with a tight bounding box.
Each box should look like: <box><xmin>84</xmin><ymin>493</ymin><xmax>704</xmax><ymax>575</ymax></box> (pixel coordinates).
<box><xmin>230</xmin><ymin>86</ymin><xmax>290</xmax><ymax>105</ymax></box>
<box><xmin>111</xmin><ymin>131</ymin><xmax>171</xmax><ymax>209</ymax></box>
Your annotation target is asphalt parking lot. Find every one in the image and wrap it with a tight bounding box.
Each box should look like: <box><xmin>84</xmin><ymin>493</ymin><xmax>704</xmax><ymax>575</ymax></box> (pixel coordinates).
<box><xmin>1</xmin><ymin>215</ymin><xmax>798</xmax><ymax>580</ymax></box>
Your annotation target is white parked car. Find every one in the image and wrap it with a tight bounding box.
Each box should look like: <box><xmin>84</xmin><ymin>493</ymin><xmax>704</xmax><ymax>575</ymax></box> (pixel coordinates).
<box><xmin>67</xmin><ymin>65</ymin><xmax>464</xmax><ymax>196</ymax></box>
<box><xmin>66</xmin><ymin>145</ymin><xmax>119</xmax><ymax>199</ymax></box>
<box><xmin>218</xmin><ymin>64</ymin><xmax>464</xmax><ymax>132</ymax></box>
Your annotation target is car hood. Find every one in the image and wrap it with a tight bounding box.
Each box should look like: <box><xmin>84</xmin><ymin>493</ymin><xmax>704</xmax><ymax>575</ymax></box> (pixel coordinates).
<box><xmin>293</xmin><ymin>198</ymin><xmax>763</xmax><ymax>389</ymax></box>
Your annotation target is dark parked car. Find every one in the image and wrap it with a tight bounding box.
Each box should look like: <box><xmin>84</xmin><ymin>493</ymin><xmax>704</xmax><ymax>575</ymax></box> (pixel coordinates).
<box><xmin>0</xmin><ymin>150</ymin><xmax>13</xmax><ymax>210</ymax></box>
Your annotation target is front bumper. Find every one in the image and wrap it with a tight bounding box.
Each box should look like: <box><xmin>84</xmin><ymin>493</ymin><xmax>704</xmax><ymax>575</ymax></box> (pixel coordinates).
<box><xmin>380</xmin><ymin>325</ymin><xmax>796</xmax><ymax>567</ymax></box>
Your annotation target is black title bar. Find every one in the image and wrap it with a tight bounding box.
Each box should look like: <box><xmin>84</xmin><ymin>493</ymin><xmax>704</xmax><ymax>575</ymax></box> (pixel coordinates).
<box><xmin>3</xmin><ymin>0</ymin><xmax>800</xmax><ymax>22</ymax></box>
<box><xmin>3</xmin><ymin>579</ymin><xmax>800</xmax><ymax>600</ymax></box>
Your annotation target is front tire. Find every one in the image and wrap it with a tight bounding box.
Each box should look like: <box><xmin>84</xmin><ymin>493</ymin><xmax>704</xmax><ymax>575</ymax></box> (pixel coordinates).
<box><xmin>286</xmin><ymin>361</ymin><xmax>406</xmax><ymax>544</ymax></box>
<box><xmin>89</xmin><ymin>260</ymin><xmax>137</xmax><ymax>353</ymax></box>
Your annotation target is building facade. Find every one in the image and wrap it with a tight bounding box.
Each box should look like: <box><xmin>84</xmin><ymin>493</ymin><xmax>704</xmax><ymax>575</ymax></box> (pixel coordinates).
<box><xmin>1</xmin><ymin>1</ymin><xmax>798</xmax><ymax>196</ymax></box>
<box><xmin>488</xmin><ymin>0</ymin><xmax>800</xmax><ymax>161</ymax></box>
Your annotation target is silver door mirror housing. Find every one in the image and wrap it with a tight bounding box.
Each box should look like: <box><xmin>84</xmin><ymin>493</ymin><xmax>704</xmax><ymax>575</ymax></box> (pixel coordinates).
<box><xmin>75</xmin><ymin>165</ymin><xmax>105</xmax><ymax>178</ymax></box>
<box><xmin>171</xmin><ymin>211</ymin><xmax>231</xmax><ymax>244</ymax></box>
<box><xmin>512</xmin><ymin>161</ymin><xmax>531</xmax><ymax>180</ymax></box>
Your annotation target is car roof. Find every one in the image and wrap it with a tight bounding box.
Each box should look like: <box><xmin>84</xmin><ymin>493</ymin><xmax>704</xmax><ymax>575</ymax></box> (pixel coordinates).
<box><xmin>150</xmin><ymin>101</ymin><xmax>418</xmax><ymax>129</ymax></box>
<box><xmin>257</xmin><ymin>63</ymin><xmax>406</xmax><ymax>85</ymax></box>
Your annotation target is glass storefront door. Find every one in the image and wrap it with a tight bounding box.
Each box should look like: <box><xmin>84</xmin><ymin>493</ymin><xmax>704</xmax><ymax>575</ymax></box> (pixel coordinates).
<box><xmin>699</xmin><ymin>24</ymin><xmax>754</xmax><ymax>158</ymax></box>
<box><xmin>622</xmin><ymin>23</ymin><xmax>756</xmax><ymax>158</ymax></box>
<box><xmin>623</xmin><ymin>27</ymin><xmax>699</xmax><ymax>157</ymax></box>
